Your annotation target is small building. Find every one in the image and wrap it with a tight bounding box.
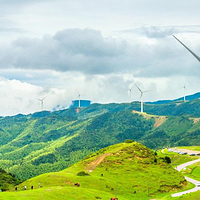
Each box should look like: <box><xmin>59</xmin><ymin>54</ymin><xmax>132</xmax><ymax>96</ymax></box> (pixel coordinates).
<box><xmin>70</xmin><ymin>100</ymin><xmax>91</xmax><ymax>108</ymax></box>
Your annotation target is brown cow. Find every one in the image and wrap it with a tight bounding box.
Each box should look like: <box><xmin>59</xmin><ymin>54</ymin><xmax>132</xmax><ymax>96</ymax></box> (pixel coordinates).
<box><xmin>74</xmin><ymin>182</ymin><xmax>80</xmax><ymax>187</ymax></box>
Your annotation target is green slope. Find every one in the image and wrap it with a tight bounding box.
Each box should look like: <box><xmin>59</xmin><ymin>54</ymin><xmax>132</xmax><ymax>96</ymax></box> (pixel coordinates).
<box><xmin>1</xmin><ymin>101</ymin><xmax>200</xmax><ymax>180</ymax></box>
<box><xmin>0</xmin><ymin>142</ymin><xmax>187</xmax><ymax>200</ymax></box>
<box><xmin>0</xmin><ymin>168</ymin><xmax>21</xmax><ymax>191</ymax></box>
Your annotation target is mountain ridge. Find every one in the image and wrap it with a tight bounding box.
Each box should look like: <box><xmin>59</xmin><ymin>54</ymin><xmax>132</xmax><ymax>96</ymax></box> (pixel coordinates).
<box><xmin>147</xmin><ymin>91</ymin><xmax>200</xmax><ymax>104</ymax></box>
<box><xmin>0</xmin><ymin>99</ymin><xmax>200</xmax><ymax>179</ymax></box>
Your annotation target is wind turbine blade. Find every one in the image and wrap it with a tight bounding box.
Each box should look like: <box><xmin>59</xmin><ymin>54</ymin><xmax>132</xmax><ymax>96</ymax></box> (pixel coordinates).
<box><xmin>134</xmin><ymin>82</ymin><xmax>142</xmax><ymax>93</ymax></box>
<box><xmin>76</xmin><ymin>90</ymin><xmax>80</xmax><ymax>95</ymax></box>
<box><xmin>42</xmin><ymin>96</ymin><xmax>46</xmax><ymax>101</ymax></box>
<box><xmin>179</xmin><ymin>86</ymin><xmax>186</xmax><ymax>90</ymax></box>
<box><xmin>143</xmin><ymin>90</ymin><xmax>152</xmax><ymax>93</ymax></box>
<box><xmin>76</xmin><ymin>90</ymin><xmax>81</xmax><ymax>98</ymax></box>
<box><xmin>173</xmin><ymin>35</ymin><xmax>200</xmax><ymax>62</ymax></box>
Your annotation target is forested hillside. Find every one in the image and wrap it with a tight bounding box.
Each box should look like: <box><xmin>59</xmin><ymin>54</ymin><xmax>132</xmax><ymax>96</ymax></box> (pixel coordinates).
<box><xmin>0</xmin><ymin>99</ymin><xmax>200</xmax><ymax>179</ymax></box>
<box><xmin>0</xmin><ymin>168</ymin><xmax>21</xmax><ymax>191</ymax></box>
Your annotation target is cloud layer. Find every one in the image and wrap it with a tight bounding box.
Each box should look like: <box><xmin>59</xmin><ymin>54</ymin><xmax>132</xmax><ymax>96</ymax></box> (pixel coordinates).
<box><xmin>0</xmin><ymin>1</ymin><xmax>200</xmax><ymax>116</ymax></box>
<box><xmin>0</xmin><ymin>27</ymin><xmax>199</xmax><ymax>79</ymax></box>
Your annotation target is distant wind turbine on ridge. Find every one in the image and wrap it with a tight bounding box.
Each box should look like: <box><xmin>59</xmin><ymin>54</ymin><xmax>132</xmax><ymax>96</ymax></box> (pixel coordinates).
<box><xmin>181</xmin><ymin>84</ymin><xmax>187</xmax><ymax>102</ymax></box>
<box><xmin>37</xmin><ymin>97</ymin><xmax>46</xmax><ymax>110</ymax></box>
<box><xmin>134</xmin><ymin>82</ymin><xmax>151</xmax><ymax>113</ymax></box>
<box><xmin>173</xmin><ymin>35</ymin><xmax>200</xmax><ymax>62</ymax></box>
<box><xmin>77</xmin><ymin>91</ymin><xmax>81</xmax><ymax>108</ymax></box>
<box><xmin>128</xmin><ymin>87</ymin><xmax>133</xmax><ymax>100</ymax></box>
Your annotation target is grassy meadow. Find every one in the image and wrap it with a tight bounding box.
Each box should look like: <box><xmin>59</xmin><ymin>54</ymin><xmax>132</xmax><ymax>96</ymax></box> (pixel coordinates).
<box><xmin>0</xmin><ymin>142</ymin><xmax>188</xmax><ymax>200</ymax></box>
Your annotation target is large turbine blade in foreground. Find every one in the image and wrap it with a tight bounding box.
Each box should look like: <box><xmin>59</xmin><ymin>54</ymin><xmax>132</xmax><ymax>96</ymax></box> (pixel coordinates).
<box><xmin>173</xmin><ymin>35</ymin><xmax>200</xmax><ymax>62</ymax></box>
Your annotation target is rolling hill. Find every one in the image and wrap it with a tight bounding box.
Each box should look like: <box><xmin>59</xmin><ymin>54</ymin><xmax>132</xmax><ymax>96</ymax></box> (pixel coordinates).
<box><xmin>0</xmin><ymin>142</ymin><xmax>186</xmax><ymax>200</ymax></box>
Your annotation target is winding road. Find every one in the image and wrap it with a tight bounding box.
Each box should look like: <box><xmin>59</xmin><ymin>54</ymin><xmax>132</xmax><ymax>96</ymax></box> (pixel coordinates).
<box><xmin>171</xmin><ymin>156</ymin><xmax>200</xmax><ymax>197</ymax></box>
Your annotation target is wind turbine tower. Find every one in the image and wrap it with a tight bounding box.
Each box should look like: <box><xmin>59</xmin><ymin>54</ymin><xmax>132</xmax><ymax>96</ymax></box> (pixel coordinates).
<box><xmin>37</xmin><ymin>97</ymin><xmax>46</xmax><ymax>111</ymax></box>
<box><xmin>183</xmin><ymin>84</ymin><xmax>186</xmax><ymax>102</ymax></box>
<box><xmin>77</xmin><ymin>91</ymin><xmax>81</xmax><ymax>108</ymax></box>
<box><xmin>134</xmin><ymin>83</ymin><xmax>151</xmax><ymax>113</ymax></box>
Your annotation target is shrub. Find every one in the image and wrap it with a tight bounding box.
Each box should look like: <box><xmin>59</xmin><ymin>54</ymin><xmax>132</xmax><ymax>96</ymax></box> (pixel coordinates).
<box><xmin>165</xmin><ymin>156</ymin><xmax>171</xmax><ymax>163</ymax></box>
<box><xmin>125</xmin><ymin>139</ymin><xmax>135</xmax><ymax>143</ymax></box>
<box><xmin>77</xmin><ymin>171</ymin><xmax>90</xmax><ymax>176</ymax></box>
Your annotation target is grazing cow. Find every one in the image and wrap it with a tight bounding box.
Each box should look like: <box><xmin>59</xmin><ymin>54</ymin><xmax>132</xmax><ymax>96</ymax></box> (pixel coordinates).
<box><xmin>74</xmin><ymin>182</ymin><xmax>80</xmax><ymax>187</ymax></box>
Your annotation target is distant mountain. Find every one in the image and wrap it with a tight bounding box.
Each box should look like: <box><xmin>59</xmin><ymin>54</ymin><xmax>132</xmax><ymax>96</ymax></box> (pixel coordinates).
<box><xmin>147</xmin><ymin>92</ymin><xmax>200</xmax><ymax>104</ymax></box>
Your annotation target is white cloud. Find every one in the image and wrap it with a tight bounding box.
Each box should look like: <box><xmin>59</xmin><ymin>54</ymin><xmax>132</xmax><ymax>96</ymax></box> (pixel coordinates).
<box><xmin>0</xmin><ymin>77</ymin><xmax>70</xmax><ymax>116</ymax></box>
<box><xmin>0</xmin><ymin>27</ymin><xmax>199</xmax><ymax>80</ymax></box>
<box><xmin>0</xmin><ymin>69</ymin><xmax>200</xmax><ymax>116</ymax></box>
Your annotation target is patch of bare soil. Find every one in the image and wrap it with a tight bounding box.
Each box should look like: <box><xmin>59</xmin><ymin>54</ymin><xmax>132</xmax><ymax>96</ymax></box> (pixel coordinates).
<box><xmin>132</xmin><ymin>110</ymin><xmax>154</xmax><ymax>119</ymax></box>
<box><xmin>190</xmin><ymin>118</ymin><xmax>200</xmax><ymax>124</ymax></box>
<box><xmin>154</xmin><ymin>116</ymin><xmax>167</xmax><ymax>128</ymax></box>
<box><xmin>87</xmin><ymin>153</ymin><xmax>111</xmax><ymax>171</ymax></box>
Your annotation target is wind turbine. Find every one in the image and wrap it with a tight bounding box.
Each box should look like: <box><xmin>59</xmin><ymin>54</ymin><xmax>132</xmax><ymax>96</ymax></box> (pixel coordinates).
<box><xmin>134</xmin><ymin>82</ymin><xmax>151</xmax><ymax>113</ymax></box>
<box><xmin>77</xmin><ymin>91</ymin><xmax>81</xmax><ymax>108</ymax></box>
<box><xmin>173</xmin><ymin>35</ymin><xmax>200</xmax><ymax>62</ymax></box>
<box><xmin>128</xmin><ymin>87</ymin><xmax>133</xmax><ymax>100</ymax></box>
<box><xmin>37</xmin><ymin>97</ymin><xmax>46</xmax><ymax>111</ymax></box>
<box><xmin>180</xmin><ymin>84</ymin><xmax>187</xmax><ymax>102</ymax></box>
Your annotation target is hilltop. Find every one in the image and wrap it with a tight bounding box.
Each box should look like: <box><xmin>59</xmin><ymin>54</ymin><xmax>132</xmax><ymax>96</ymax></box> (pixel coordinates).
<box><xmin>1</xmin><ymin>99</ymin><xmax>200</xmax><ymax>179</ymax></box>
<box><xmin>0</xmin><ymin>142</ymin><xmax>186</xmax><ymax>200</ymax></box>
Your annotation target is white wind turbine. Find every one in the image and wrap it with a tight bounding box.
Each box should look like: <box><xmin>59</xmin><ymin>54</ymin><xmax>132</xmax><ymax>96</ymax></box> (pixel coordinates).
<box><xmin>134</xmin><ymin>82</ymin><xmax>151</xmax><ymax>113</ymax></box>
<box><xmin>77</xmin><ymin>91</ymin><xmax>81</xmax><ymax>108</ymax></box>
<box><xmin>183</xmin><ymin>84</ymin><xmax>186</xmax><ymax>102</ymax></box>
<box><xmin>173</xmin><ymin>35</ymin><xmax>200</xmax><ymax>62</ymax></box>
<box><xmin>37</xmin><ymin>97</ymin><xmax>46</xmax><ymax>111</ymax></box>
<box><xmin>128</xmin><ymin>86</ymin><xmax>133</xmax><ymax>100</ymax></box>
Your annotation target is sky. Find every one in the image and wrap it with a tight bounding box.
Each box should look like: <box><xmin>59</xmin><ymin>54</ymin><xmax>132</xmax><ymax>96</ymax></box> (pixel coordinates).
<box><xmin>0</xmin><ymin>0</ymin><xmax>200</xmax><ymax>116</ymax></box>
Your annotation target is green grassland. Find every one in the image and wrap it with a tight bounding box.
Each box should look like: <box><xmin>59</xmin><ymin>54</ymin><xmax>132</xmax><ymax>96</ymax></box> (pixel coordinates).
<box><xmin>158</xmin><ymin>149</ymin><xmax>198</xmax><ymax>167</ymax></box>
<box><xmin>0</xmin><ymin>142</ymin><xmax>188</xmax><ymax>200</ymax></box>
<box><xmin>178</xmin><ymin>146</ymin><xmax>200</xmax><ymax>151</ymax></box>
<box><xmin>180</xmin><ymin>160</ymin><xmax>200</xmax><ymax>182</ymax></box>
<box><xmin>156</xmin><ymin>147</ymin><xmax>200</xmax><ymax>200</ymax></box>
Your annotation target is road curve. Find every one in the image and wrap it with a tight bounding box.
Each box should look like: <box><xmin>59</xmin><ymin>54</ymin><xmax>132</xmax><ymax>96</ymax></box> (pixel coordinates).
<box><xmin>172</xmin><ymin>158</ymin><xmax>200</xmax><ymax>197</ymax></box>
